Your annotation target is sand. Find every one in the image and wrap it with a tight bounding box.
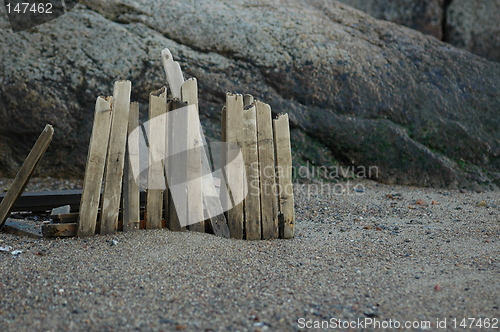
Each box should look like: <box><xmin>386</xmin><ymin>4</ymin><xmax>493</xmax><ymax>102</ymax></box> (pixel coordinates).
<box><xmin>0</xmin><ymin>179</ymin><xmax>498</xmax><ymax>331</ymax></box>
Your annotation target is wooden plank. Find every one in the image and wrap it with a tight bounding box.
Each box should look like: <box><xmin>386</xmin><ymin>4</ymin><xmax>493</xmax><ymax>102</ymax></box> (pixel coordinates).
<box><xmin>122</xmin><ymin>101</ymin><xmax>141</xmax><ymax>232</ymax></box>
<box><xmin>243</xmin><ymin>94</ymin><xmax>254</xmax><ymax>107</ymax></box>
<box><xmin>273</xmin><ymin>114</ymin><xmax>295</xmax><ymax>239</ymax></box>
<box><xmin>242</xmin><ymin>105</ymin><xmax>261</xmax><ymax>240</ymax></box>
<box><xmin>42</xmin><ymin>223</ymin><xmax>77</xmax><ymax>237</ymax></box>
<box><xmin>0</xmin><ymin>190</ymin><xmax>147</xmax><ymax>213</ymax></box>
<box><xmin>3</xmin><ymin>219</ymin><xmax>42</xmax><ymax>238</ymax></box>
<box><xmin>0</xmin><ymin>124</ymin><xmax>54</xmax><ymax>229</ymax></box>
<box><xmin>225</xmin><ymin>93</ymin><xmax>245</xmax><ymax>239</ymax></box>
<box><xmin>181</xmin><ymin>78</ymin><xmax>204</xmax><ymax>233</ymax></box>
<box><xmin>161</xmin><ymin>48</ymin><xmax>184</xmax><ymax>99</ymax></box>
<box><xmin>255</xmin><ymin>101</ymin><xmax>279</xmax><ymax>239</ymax></box>
<box><xmin>146</xmin><ymin>88</ymin><xmax>167</xmax><ymax>229</ymax></box>
<box><xmin>165</xmin><ymin>99</ymin><xmax>187</xmax><ymax>231</ymax></box>
<box><xmin>51</xmin><ymin>212</ymin><xmax>79</xmax><ymax>224</ymax></box>
<box><xmin>100</xmin><ymin>81</ymin><xmax>132</xmax><ymax>235</ymax></box>
<box><xmin>77</xmin><ymin>96</ymin><xmax>113</xmax><ymax>237</ymax></box>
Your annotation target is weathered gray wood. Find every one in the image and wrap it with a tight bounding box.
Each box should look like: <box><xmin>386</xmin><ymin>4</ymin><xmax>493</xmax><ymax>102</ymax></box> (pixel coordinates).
<box><xmin>165</xmin><ymin>99</ymin><xmax>188</xmax><ymax>232</ymax></box>
<box><xmin>255</xmin><ymin>100</ymin><xmax>279</xmax><ymax>239</ymax></box>
<box><xmin>161</xmin><ymin>48</ymin><xmax>184</xmax><ymax>99</ymax></box>
<box><xmin>0</xmin><ymin>124</ymin><xmax>54</xmax><ymax>230</ymax></box>
<box><xmin>77</xmin><ymin>96</ymin><xmax>113</xmax><ymax>237</ymax></box>
<box><xmin>43</xmin><ymin>223</ymin><xmax>77</xmax><ymax>237</ymax></box>
<box><xmin>243</xmin><ymin>94</ymin><xmax>254</xmax><ymax>107</ymax></box>
<box><xmin>225</xmin><ymin>93</ymin><xmax>245</xmax><ymax>239</ymax></box>
<box><xmin>100</xmin><ymin>81</ymin><xmax>132</xmax><ymax>235</ymax></box>
<box><xmin>3</xmin><ymin>219</ymin><xmax>42</xmax><ymax>238</ymax></box>
<box><xmin>273</xmin><ymin>113</ymin><xmax>295</xmax><ymax>239</ymax></box>
<box><xmin>181</xmin><ymin>79</ymin><xmax>204</xmax><ymax>233</ymax></box>
<box><xmin>123</xmin><ymin>101</ymin><xmax>141</xmax><ymax>232</ymax></box>
<box><xmin>146</xmin><ymin>88</ymin><xmax>167</xmax><ymax>230</ymax></box>
<box><xmin>242</xmin><ymin>105</ymin><xmax>261</xmax><ymax>240</ymax></box>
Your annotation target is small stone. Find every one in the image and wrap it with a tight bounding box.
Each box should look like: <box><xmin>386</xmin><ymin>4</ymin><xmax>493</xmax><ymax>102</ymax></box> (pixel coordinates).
<box><xmin>434</xmin><ymin>284</ymin><xmax>442</xmax><ymax>291</ymax></box>
<box><xmin>477</xmin><ymin>201</ymin><xmax>487</xmax><ymax>207</ymax></box>
<box><xmin>459</xmin><ymin>189</ymin><xmax>468</xmax><ymax>193</ymax></box>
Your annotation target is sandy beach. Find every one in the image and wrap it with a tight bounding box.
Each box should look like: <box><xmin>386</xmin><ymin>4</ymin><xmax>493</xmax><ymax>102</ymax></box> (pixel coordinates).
<box><xmin>0</xmin><ymin>179</ymin><xmax>498</xmax><ymax>331</ymax></box>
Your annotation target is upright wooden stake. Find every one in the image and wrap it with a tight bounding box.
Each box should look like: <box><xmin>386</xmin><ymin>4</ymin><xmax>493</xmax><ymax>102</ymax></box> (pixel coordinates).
<box><xmin>165</xmin><ymin>99</ymin><xmax>188</xmax><ymax>232</ymax></box>
<box><xmin>242</xmin><ymin>105</ymin><xmax>261</xmax><ymax>240</ymax></box>
<box><xmin>256</xmin><ymin>100</ymin><xmax>278</xmax><ymax>239</ymax></box>
<box><xmin>243</xmin><ymin>94</ymin><xmax>254</xmax><ymax>107</ymax></box>
<box><xmin>225</xmin><ymin>93</ymin><xmax>245</xmax><ymax>239</ymax></box>
<box><xmin>273</xmin><ymin>114</ymin><xmax>295</xmax><ymax>239</ymax></box>
<box><xmin>100</xmin><ymin>81</ymin><xmax>132</xmax><ymax>235</ymax></box>
<box><xmin>181</xmin><ymin>79</ymin><xmax>204</xmax><ymax>233</ymax></box>
<box><xmin>0</xmin><ymin>125</ymin><xmax>54</xmax><ymax>229</ymax></box>
<box><xmin>146</xmin><ymin>88</ymin><xmax>167</xmax><ymax>229</ymax></box>
<box><xmin>161</xmin><ymin>48</ymin><xmax>184</xmax><ymax>99</ymax></box>
<box><xmin>77</xmin><ymin>97</ymin><xmax>113</xmax><ymax>237</ymax></box>
<box><xmin>123</xmin><ymin>102</ymin><xmax>141</xmax><ymax>232</ymax></box>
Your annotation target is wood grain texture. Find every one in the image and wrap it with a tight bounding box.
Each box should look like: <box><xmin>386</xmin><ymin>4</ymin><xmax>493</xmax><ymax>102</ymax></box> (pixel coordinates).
<box><xmin>146</xmin><ymin>88</ymin><xmax>167</xmax><ymax>229</ymax></box>
<box><xmin>77</xmin><ymin>97</ymin><xmax>112</xmax><ymax>237</ymax></box>
<box><xmin>122</xmin><ymin>101</ymin><xmax>141</xmax><ymax>232</ymax></box>
<box><xmin>100</xmin><ymin>81</ymin><xmax>131</xmax><ymax>235</ymax></box>
<box><xmin>255</xmin><ymin>101</ymin><xmax>278</xmax><ymax>239</ymax></box>
<box><xmin>225</xmin><ymin>93</ymin><xmax>245</xmax><ymax>239</ymax></box>
<box><xmin>0</xmin><ymin>124</ymin><xmax>54</xmax><ymax>229</ymax></box>
<box><xmin>242</xmin><ymin>105</ymin><xmax>261</xmax><ymax>240</ymax></box>
<box><xmin>273</xmin><ymin>113</ymin><xmax>295</xmax><ymax>239</ymax></box>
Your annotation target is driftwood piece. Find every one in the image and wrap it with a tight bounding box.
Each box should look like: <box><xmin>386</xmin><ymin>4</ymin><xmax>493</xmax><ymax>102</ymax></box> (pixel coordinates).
<box><xmin>273</xmin><ymin>113</ymin><xmax>295</xmax><ymax>239</ymax></box>
<box><xmin>77</xmin><ymin>96</ymin><xmax>113</xmax><ymax>237</ymax></box>
<box><xmin>0</xmin><ymin>124</ymin><xmax>54</xmax><ymax>230</ymax></box>
<box><xmin>100</xmin><ymin>81</ymin><xmax>131</xmax><ymax>235</ymax></box>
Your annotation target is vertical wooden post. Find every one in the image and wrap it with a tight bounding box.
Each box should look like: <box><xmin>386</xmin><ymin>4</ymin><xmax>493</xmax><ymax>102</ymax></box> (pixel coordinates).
<box><xmin>242</xmin><ymin>105</ymin><xmax>261</xmax><ymax>240</ymax></box>
<box><xmin>161</xmin><ymin>48</ymin><xmax>184</xmax><ymax>99</ymax></box>
<box><xmin>165</xmin><ymin>99</ymin><xmax>188</xmax><ymax>232</ymax></box>
<box><xmin>146</xmin><ymin>87</ymin><xmax>167</xmax><ymax>229</ymax></box>
<box><xmin>0</xmin><ymin>125</ymin><xmax>54</xmax><ymax>229</ymax></box>
<box><xmin>225</xmin><ymin>93</ymin><xmax>245</xmax><ymax>239</ymax></box>
<box><xmin>243</xmin><ymin>94</ymin><xmax>254</xmax><ymax>107</ymax></box>
<box><xmin>123</xmin><ymin>102</ymin><xmax>141</xmax><ymax>232</ymax></box>
<box><xmin>77</xmin><ymin>97</ymin><xmax>113</xmax><ymax>237</ymax></box>
<box><xmin>100</xmin><ymin>80</ymin><xmax>131</xmax><ymax>235</ymax></box>
<box><xmin>273</xmin><ymin>114</ymin><xmax>295</xmax><ymax>239</ymax></box>
<box><xmin>256</xmin><ymin>100</ymin><xmax>278</xmax><ymax>239</ymax></box>
<box><xmin>181</xmin><ymin>78</ymin><xmax>204</xmax><ymax>233</ymax></box>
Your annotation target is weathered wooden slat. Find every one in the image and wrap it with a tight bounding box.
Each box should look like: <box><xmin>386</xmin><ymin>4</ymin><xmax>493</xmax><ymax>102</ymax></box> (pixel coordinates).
<box><xmin>123</xmin><ymin>102</ymin><xmax>141</xmax><ymax>232</ymax></box>
<box><xmin>0</xmin><ymin>190</ymin><xmax>147</xmax><ymax>213</ymax></box>
<box><xmin>255</xmin><ymin>101</ymin><xmax>279</xmax><ymax>239</ymax></box>
<box><xmin>273</xmin><ymin>114</ymin><xmax>295</xmax><ymax>239</ymax></box>
<box><xmin>3</xmin><ymin>219</ymin><xmax>42</xmax><ymax>238</ymax></box>
<box><xmin>181</xmin><ymin>78</ymin><xmax>204</xmax><ymax>233</ymax></box>
<box><xmin>77</xmin><ymin>96</ymin><xmax>113</xmax><ymax>237</ymax></box>
<box><xmin>242</xmin><ymin>105</ymin><xmax>262</xmax><ymax>240</ymax></box>
<box><xmin>243</xmin><ymin>94</ymin><xmax>254</xmax><ymax>107</ymax></box>
<box><xmin>0</xmin><ymin>124</ymin><xmax>54</xmax><ymax>230</ymax></box>
<box><xmin>52</xmin><ymin>212</ymin><xmax>79</xmax><ymax>224</ymax></box>
<box><xmin>165</xmin><ymin>99</ymin><xmax>188</xmax><ymax>231</ymax></box>
<box><xmin>161</xmin><ymin>48</ymin><xmax>184</xmax><ymax>99</ymax></box>
<box><xmin>43</xmin><ymin>223</ymin><xmax>77</xmax><ymax>237</ymax></box>
<box><xmin>225</xmin><ymin>93</ymin><xmax>245</xmax><ymax>239</ymax></box>
<box><xmin>100</xmin><ymin>81</ymin><xmax>132</xmax><ymax>235</ymax></box>
<box><xmin>146</xmin><ymin>88</ymin><xmax>167</xmax><ymax>229</ymax></box>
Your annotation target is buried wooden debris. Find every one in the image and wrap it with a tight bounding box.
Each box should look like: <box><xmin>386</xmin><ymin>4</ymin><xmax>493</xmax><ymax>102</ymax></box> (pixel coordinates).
<box><xmin>3</xmin><ymin>219</ymin><xmax>42</xmax><ymax>238</ymax></box>
<box><xmin>0</xmin><ymin>124</ymin><xmax>54</xmax><ymax>230</ymax></box>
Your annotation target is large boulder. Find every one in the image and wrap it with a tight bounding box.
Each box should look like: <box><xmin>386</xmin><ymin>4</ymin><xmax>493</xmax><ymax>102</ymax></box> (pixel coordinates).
<box><xmin>0</xmin><ymin>0</ymin><xmax>499</xmax><ymax>189</ymax></box>
<box><xmin>445</xmin><ymin>0</ymin><xmax>500</xmax><ymax>63</ymax></box>
<box><xmin>336</xmin><ymin>0</ymin><xmax>445</xmax><ymax>39</ymax></box>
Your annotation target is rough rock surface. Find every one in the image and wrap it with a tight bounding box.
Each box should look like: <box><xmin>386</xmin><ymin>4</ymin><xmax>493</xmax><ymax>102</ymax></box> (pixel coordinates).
<box><xmin>445</xmin><ymin>0</ymin><xmax>500</xmax><ymax>63</ymax></box>
<box><xmin>336</xmin><ymin>0</ymin><xmax>445</xmax><ymax>39</ymax></box>
<box><xmin>0</xmin><ymin>0</ymin><xmax>499</xmax><ymax>189</ymax></box>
